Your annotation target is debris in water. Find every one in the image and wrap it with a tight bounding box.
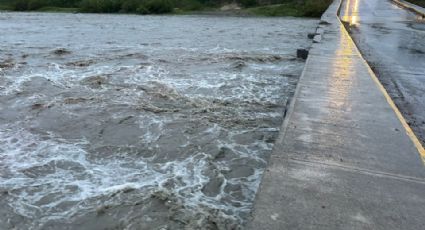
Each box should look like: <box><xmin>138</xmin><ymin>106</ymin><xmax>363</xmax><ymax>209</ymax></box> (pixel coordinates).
<box><xmin>52</xmin><ymin>48</ymin><xmax>71</xmax><ymax>55</ymax></box>
<box><xmin>297</xmin><ymin>49</ymin><xmax>309</xmax><ymax>59</ymax></box>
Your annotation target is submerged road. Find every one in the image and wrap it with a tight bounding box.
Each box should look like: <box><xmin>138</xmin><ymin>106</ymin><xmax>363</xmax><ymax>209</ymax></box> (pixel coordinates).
<box><xmin>340</xmin><ymin>0</ymin><xmax>425</xmax><ymax>145</ymax></box>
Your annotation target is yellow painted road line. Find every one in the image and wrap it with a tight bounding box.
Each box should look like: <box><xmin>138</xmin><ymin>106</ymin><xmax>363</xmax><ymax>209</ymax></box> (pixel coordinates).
<box><xmin>336</xmin><ymin>0</ymin><xmax>425</xmax><ymax>165</ymax></box>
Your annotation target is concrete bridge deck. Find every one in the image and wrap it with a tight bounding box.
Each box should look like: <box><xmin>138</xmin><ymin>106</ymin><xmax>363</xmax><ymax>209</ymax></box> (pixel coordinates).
<box><xmin>248</xmin><ymin>0</ymin><xmax>425</xmax><ymax>229</ymax></box>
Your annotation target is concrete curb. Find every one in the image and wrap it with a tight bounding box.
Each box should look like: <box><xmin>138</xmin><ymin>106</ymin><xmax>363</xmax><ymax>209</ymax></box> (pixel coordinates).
<box><xmin>391</xmin><ymin>0</ymin><xmax>425</xmax><ymax>17</ymax></box>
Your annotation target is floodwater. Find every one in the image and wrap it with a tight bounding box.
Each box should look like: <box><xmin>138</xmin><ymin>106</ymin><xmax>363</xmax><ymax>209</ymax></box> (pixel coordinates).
<box><xmin>340</xmin><ymin>0</ymin><xmax>425</xmax><ymax>145</ymax></box>
<box><xmin>0</xmin><ymin>12</ymin><xmax>316</xmax><ymax>229</ymax></box>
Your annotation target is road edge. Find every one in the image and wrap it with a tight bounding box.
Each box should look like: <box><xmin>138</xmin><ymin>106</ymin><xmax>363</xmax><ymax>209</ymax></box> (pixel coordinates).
<box><xmin>391</xmin><ymin>0</ymin><xmax>425</xmax><ymax>17</ymax></box>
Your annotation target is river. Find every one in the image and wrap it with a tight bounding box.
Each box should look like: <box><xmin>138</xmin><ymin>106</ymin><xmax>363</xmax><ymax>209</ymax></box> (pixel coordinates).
<box><xmin>0</xmin><ymin>12</ymin><xmax>316</xmax><ymax>229</ymax></box>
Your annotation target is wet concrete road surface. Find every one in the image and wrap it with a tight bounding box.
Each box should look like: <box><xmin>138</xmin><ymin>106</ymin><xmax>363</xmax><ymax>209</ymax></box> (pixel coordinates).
<box><xmin>340</xmin><ymin>0</ymin><xmax>425</xmax><ymax>145</ymax></box>
<box><xmin>249</xmin><ymin>0</ymin><xmax>425</xmax><ymax>229</ymax></box>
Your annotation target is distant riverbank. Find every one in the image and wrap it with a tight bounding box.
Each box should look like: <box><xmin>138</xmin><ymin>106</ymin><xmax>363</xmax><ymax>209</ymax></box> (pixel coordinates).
<box><xmin>0</xmin><ymin>0</ymin><xmax>332</xmax><ymax>17</ymax></box>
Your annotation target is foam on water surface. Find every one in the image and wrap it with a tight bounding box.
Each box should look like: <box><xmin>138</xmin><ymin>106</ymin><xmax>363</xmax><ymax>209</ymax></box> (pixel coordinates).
<box><xmin>0</xmin><ymin>13</ymin><xmax>317</xmax><ymax>229</ymax></box>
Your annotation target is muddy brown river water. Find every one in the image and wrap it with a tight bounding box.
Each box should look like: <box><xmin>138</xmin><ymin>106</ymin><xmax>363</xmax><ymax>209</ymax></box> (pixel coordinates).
<box><xmin>0</xmin><ymin>12</ymin><xmax>316</xmax><ymax>229</ymax></box>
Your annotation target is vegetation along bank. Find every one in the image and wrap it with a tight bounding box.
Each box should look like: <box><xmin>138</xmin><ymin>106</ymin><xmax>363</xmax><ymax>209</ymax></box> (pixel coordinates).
<box><xmin>0</xmin><ymin>0</ymin><xmax>333</xmax><ymax>17</ymax></box>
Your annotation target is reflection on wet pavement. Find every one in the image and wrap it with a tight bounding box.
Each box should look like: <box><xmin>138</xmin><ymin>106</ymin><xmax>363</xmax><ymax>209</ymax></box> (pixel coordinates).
<box><xmin>340</xmin><ymin>0</ymin><xmax>425</xmax><ymax>145</ymax></box>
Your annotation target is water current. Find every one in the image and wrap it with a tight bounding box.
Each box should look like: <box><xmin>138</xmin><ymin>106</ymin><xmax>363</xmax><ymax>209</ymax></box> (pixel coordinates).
<box><xmin>0</xmin><ymin>12</ymin><xmax>316</xmax><ymax>229</ymax></box>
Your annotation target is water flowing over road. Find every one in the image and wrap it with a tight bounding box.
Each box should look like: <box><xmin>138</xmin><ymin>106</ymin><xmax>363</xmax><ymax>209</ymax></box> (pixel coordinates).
<box><xmin>0</xmin><ymin>13</ymin><xmax>316</xmax><ymax>229</ymax></box>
